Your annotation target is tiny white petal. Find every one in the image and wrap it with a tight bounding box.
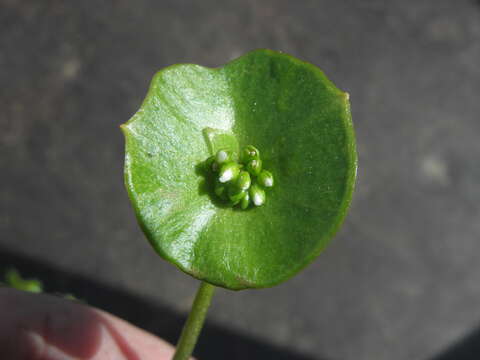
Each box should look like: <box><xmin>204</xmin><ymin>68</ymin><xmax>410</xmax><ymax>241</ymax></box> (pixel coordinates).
<box><xmin>216</xmin><ymin>151</ymin><xmax>228</xmax><ymax>163</ymax></box>
<box><xmin>253</xmin><ymin>193</ymin><xmax>264</xmax><ymax>206</ymax></box>
<box><xmin>219</xmin><ymin>169</ymin><xmax>233</xmax><ymax>183</ymax></box>
<box><xmin>264</xmin><ymin>178</ymin><xmax>273</xmax><ymax>187</ymax></box>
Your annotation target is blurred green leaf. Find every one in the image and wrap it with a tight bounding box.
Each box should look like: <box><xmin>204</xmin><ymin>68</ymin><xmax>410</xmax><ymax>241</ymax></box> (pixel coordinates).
<box><xmin>5</xmin><ymin>269</ymin><xmax>43</xmax><ymax>293</ymax></box>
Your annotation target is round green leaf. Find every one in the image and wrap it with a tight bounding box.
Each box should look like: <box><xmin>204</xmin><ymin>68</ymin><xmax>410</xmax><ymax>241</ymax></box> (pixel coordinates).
<box><xmin>122</xmin><ymin>49</ymin><xmax>357</xmax><ymax>290</ymax></box>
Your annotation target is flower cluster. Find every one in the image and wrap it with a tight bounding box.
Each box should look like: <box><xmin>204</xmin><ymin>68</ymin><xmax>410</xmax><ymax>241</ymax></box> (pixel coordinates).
<box><xmin>206</xmin><ymin>145</ymin><xmax>274</xmax><ymax>209</ymax></box>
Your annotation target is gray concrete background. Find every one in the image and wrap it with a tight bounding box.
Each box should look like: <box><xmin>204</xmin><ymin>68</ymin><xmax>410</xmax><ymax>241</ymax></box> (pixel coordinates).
<box><xmin>2</xmin><ymin>0</ymin><xmax>480</xmax><ymax>359</ymax></box>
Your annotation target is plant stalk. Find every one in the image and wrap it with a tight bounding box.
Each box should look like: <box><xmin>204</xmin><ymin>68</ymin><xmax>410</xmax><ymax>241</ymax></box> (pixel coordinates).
<box><xmin>173</xmin><ymin>281</ymin><xmax>215</xmax><ymax>360</ymax></box>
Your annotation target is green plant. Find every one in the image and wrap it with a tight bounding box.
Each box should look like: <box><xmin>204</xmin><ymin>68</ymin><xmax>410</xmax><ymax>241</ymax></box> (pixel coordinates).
<box><xmin>121</xmin><ymin>49</ymin><xmax>357</xmax><ymax>359</ymax></box>
<box><xmin>1</xmin><ymin>268</ymin><xmax>81</xmax><ymax>301</ymax></box>
<box><xmin>2</xmin><ymin>269</ymin><xmax>43</xmax><ymax>293</ymax></box>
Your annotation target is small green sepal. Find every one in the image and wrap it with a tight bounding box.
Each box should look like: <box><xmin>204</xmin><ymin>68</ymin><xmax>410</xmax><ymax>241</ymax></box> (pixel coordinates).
<box><xmin>240</xmin><ymin>192</ymin><xmax>251</xmax><ymax>210</ymax></box>
<box><xmin>204</xmin><ymin>156</ymin><xmax>215</xmax><ymax>170</ymax></box>
<box><xmin>228</xmin><ymin>185</ymin><xmax>247</xmax><ymax>205</ymax></box>
<box><xmin>214</xmin><ymin>180</ymin><xmax>228</xmax><ymax>199</ymax></box>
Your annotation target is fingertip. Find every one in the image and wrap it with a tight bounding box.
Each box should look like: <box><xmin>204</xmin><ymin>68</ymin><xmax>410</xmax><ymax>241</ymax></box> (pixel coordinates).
<box><xmin>0</xmin><ymin>289</ymin><xmax>176</xmax><ymax>360</ymax></box>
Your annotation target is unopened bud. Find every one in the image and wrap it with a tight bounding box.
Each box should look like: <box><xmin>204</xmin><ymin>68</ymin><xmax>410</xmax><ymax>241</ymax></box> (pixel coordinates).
<box><xmin>258</xmin><ymin>170</ymin><xmax>274</xmax><ymax>187</ymax></box>
<box><xmin>215</xmin><ymin>149</ymin><xmax>235</xmax><ymax>164</ymax></box>
<box><xmin>236</xmin><ymin>170</ymin><xmax>251</xmax><ymax>190</ymax></box>
<box><xmin>219</xmin><ymin>162</ymin><xmax>240</xmax><ymax>183</ymax></box>
<box><xmin>246</xmin><ymin>159</ymin><xmax>262</xmax><ymax>176</ymax></box>
<box><xmin>242</xmin><ymin>145</ymin><xmax>260</xmax><ymax>163</ymax></box>
<box><xmin>249</xmin><ymin>183</ymin><xmax>266</xmax><ymax>206</ymax></box>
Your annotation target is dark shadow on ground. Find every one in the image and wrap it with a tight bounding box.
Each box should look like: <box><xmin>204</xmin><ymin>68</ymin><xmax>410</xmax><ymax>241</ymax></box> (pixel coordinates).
<box><xmin>430</xmin><ymin>326</ymin><xmax>480</xmax><ymax>360</ymax></box>
<box><xmin>0</xmin><ymin>246</ymin><xmax>319</xmax><ymax>360</ymax></box>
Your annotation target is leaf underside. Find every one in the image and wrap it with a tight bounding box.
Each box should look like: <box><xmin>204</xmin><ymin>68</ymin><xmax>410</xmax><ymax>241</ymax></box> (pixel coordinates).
<box><xmin>122</xmin><ymin>49</ymin><xmax>357</xmax><ymax>290</ymax></box>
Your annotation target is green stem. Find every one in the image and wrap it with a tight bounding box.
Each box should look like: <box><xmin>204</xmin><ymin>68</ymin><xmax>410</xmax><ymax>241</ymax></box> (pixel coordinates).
<box><xmin>173</xmin><ymin>281</ymin><xmax>216</xmax><ymax>360</ymax></box>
